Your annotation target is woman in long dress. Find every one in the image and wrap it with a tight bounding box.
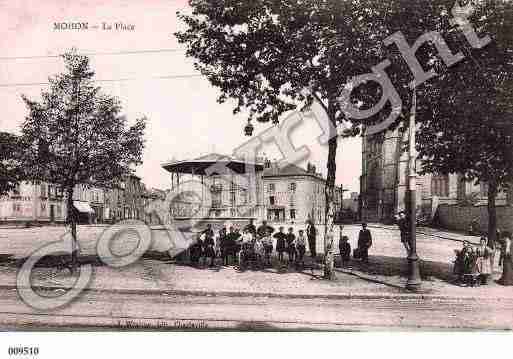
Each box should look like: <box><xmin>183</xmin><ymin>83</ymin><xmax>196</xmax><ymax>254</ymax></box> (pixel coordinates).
<box><xmin>498</xmin><ymin>231</ymin><xmax>513</xmax><ymax>286</ymax></box>
<box><xmin>476</xmin><ymin>236</ymin><xmax>493</xmax><ymax>285</ymax></box>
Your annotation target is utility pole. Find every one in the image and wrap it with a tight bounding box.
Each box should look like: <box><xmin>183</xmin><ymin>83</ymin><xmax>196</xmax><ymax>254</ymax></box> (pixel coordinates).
<box><xmin>406</xmin><ymin>82</ymin><xmax>421</xmax><ymax>291</ymax></box>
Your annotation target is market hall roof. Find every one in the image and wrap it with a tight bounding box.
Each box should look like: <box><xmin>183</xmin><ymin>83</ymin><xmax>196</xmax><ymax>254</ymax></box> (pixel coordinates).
<box><xmin>161</xmin><ymin>153</ymin><xmax>264</xmax><ymax>176</ymax></box>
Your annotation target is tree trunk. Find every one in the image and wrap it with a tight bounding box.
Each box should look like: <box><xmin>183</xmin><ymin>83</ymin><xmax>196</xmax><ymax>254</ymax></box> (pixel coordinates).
<box><xmin>323</xmin><ymin>104</ymin><xmax>338</xmax><ymax>280</ymax></box>
<box><xmin>487</xmin><ymin>181</ymin><xmax>498</xmax><ymax>245</ymax></box>
<box><xmin>66</xmin><ymin>186</ymin><xmax>78</xmax><ymax>272</ymax></box>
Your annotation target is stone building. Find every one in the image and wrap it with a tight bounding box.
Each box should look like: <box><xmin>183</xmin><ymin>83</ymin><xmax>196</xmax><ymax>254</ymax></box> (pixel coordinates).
<box><xmin>261</xmin><ymin>160</ymin><xmax>342</xmax><ymax>224</ymax></box>
<box><xmin>342</xmin><ymin>192</ymin><xmax>359</xmax><ymax>214</ymax></box>
<box><xmin>0</xmin><ymin>182</ymin><xmax>100</xmax><ymax>225</ymax></box>
<box><xmin>360</xmin><ymin>127</ymin><xmax>512</xmax><ymax>230</ymax></box>
<box><xmin>73</xmin><ymin>183</ymin><xmax>104</xmax><ymax>224</ymax></box>
<box><xmin>1</xmin><ymin>175</ymin><xmax>151</xmax><ymax>225</ymax></box>
<box><xmin>103</xmin><ymin>174</ymin><xmax>147</xmax><ymax>222</ymax></box>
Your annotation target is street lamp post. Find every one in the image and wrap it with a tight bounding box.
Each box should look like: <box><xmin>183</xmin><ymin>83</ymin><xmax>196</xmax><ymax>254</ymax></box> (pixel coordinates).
<box><xmin>406</xmin><ymin>83</ymin><xmax>422</xmax><ymax>291</ymax></box>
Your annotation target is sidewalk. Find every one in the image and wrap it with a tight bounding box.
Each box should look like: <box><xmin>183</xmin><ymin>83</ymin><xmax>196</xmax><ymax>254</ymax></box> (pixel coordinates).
<box><xmin>0</xmin><ymin>224</ymin><xmax>511</xmax><ymax>301</ymax></box>
<box><xmin>1</xmin><ymin>256</ymin><xmax>512</xmax><ymax>301</ymax></box>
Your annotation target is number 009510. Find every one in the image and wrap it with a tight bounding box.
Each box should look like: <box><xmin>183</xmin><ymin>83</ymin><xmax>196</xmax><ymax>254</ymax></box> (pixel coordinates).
<box><xmin>8</xmin><ymin>347</ymin><xmax>39</xmax><ymax>356</ymax></box>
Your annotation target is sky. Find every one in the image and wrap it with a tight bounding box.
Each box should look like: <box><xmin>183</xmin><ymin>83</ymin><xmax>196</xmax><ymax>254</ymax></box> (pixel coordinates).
<box><xmin>0</xmin><ymin>0</ymin><xmax>362</xmax><ymax>196</ymax></box>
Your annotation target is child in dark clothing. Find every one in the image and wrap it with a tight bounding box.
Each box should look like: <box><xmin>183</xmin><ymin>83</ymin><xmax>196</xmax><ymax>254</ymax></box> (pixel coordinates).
<box><xmin>339</xmin><ymin>235</ymin><xmax>351</xmax><ymax>267</ymax></box>
<box><xmin>190</xmin><ymin>233</ymin><xmax>204</xmax><ymax>266</ymax></box>
<box><xmin>204</xmin><ymin>232</ymin><xmax>216</xmax><ymax>267</ymax></box>
<box><xmin>219</xmin><ymin>227</ymin><xmax>229</xmax><ymax>266</ymax></box>
<box><xmin>286</xmin><ymin>227</ymin><xmax>296</xmax><ymax>264</ymax></box>
<box><xmin>274</xmin><ymin>226</ymin><xmax>287</xmax><ymax>264</ymax></box>
<box><xmin>296</xmin><ymin>230</ymin><xmax>307</xmax><ymax>266</ymax></box>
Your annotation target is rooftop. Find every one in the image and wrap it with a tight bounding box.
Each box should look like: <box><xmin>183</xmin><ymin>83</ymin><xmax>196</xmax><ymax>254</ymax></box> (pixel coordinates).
<box><xmin>262</xmin><ymin>162</ymin><xmax>324</xmax><ymax>181</ymax></box>
<box><xmin>161</xmin><ymin>153</ymin><xmax>264</xmax><ymax>176</ymax></box>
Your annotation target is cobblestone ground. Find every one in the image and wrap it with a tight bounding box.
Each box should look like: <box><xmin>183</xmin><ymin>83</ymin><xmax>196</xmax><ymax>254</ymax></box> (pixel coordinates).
<box><xmin>0</xmin><ymin>224</ymin><xmax>511</xmax><ymax>298</ymax></box>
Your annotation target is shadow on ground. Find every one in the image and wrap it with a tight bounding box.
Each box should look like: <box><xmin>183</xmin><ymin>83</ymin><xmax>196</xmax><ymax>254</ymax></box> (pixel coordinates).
<box><xmin>0</xmin><ymin>250</ymin><xmax>174</xmax><ymax>270</ymax></box>
<box><xmin>332</xmin><ymin>254</ymin><xmax>460</xmax><ymax>291</ymax></box>
<box><xmin>0</xmin><ymin>249</ymin><xmax>461</xmax><ymax>290</ymax></box>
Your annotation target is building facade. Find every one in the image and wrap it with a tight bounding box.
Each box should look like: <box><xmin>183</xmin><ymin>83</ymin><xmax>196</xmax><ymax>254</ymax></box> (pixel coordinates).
<box><xmin>261</xmin><ymin>161</ymin><xmax>342</xmax><ymax>224</ymax></box>
<box><xmin>360</xmin><ymin>128</ymin><xmax>512</xmax><ymax>223</ymax></box>
<box><xmin>162</xmin><ymin>154</ymin><xmax>343</xmax><ymax>225</ymax></box>
<box><xmin>1</xmin><ymin>175</ymin><xmax>153</xmax><ymax>225</ymax></box>
<box><xmin>342</xmin><ymin>192</ymin><xmax>359</xmax><ymax>214</ymax></box>
<box><xmin>104</xmin><ymin>175</ymin><xmax>147</xmax><ymax>223</ymax></box>
<box><xmin>0</xmin><ymin>182</ymin><xmax>95</xmax><ymax>225</ymax></box>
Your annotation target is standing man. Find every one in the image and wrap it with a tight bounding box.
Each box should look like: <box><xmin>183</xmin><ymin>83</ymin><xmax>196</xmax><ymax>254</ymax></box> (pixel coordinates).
<box><xmin>263</xmin><ymin>227</ymin><xmax>274</xmax><ymax>267</ymax></box>
<box><xmin>257</xmin><ymin>220</ymin><xmax>274</xmax><ymax>239</ymax></box>
<box><xmin>296</xmin><ymin>229</ymin><xmax>307</xmax><ymax>267</ymax></box>
<box><xmin>232</xmin><ymin>227</ymin><xmax>242</xmax><ymax>264</ymax></box>
<box><xmin>244</xmin><ymin>218</ymin><xmax>257</xmax><ymax>238</ymax></box>
<box><xmin>286</xmin><ymin>227</ymin><xmax>296</xmax><ymax>265</ymax></box>
<box><xmin>204</xmin><ymin>230</ymin><xmax>216</xmax><ymax>267</ymax></box>
<box><xmin>395</xmin><ymin>211</ymin><xmax>411</xmax><ymax>256</ymax></box>
<box><xmin>357</xmin><ymin>223</ymin><xmax>373</xmax><ymax>264</ymax></box>
<box><xmin>306</xmin><ymin>219</ymin><xmax>317</xmax><ymax>259</ymax></box>
<box><xmin>339</xmin><ymin>235</ymin><xmax>351</xmax><ymax>267</ymax></box>
<box><xmin>225</xmin><ymin>226</ymin><xmax>239</xmax><ymax>266</ymax></box>
<box><xmin>219</xmin><ymin>226</ymin><xmax>228</xmax><ymax>266</ymax></box>
<box><xmin>274</xmin><ymin>226</ymin><xmax>287</xmax><ymax>264</ymax></box>
<box><xmin>202</xmin><ymin>223</ymin><xmax>214</xmax><ymax>239</ymax></box>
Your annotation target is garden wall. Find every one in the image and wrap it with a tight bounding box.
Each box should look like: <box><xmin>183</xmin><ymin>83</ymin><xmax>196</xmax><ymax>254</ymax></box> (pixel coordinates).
<box><xmin>437</xmin><ymin>204</ymin><xmax>513</xmax><ymax>234</ymax></box>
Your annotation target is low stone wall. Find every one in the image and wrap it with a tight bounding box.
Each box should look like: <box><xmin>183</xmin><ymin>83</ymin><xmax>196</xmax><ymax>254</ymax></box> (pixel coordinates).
<box><xmin>436</xmin><ymin>204</ymin><xmax>513</xmax><ymax>233</ymax></box>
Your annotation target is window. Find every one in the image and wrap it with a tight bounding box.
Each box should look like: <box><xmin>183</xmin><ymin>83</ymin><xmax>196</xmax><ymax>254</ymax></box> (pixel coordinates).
<box><xmin>431</xmin><ymin>175</ymin><xmax>449</xmax><ymax>197</ymax></box>
<box><xmin>290</xmin><ymin>209</ymin><xmax>296</xmax><ymax>220</ymax></box>
<box><xmin>269</xmin><ymin>196</ymin><xmax>275</xmax><ymax>205</ymax></box>
<box><xmin>268</xmin><ymin>183</ymin><xmax>275</xmax><ymax>193</ymax></box>
<box><xmin>289</xmin><ymin>182</ymin><xmax>297</xmax><ymax>192</ymax></box>
<box><xmin>40</xmin><ymin>183</ymin><xmax>47</xmax><ymax>198</ymax></box>
<box><xmin>212</xmin><ymin>191</ymin><xmax>221</xmax><ymax>207</ymax></box>
<box><xmin>41</xmin><ymin>202</ymin><xmax>47</xmax><ymax>213</ymax></box>
<box><xmin>13</xmin><ymin>203</ymin><xmax>21</xmax><ymax>213</ymax></box>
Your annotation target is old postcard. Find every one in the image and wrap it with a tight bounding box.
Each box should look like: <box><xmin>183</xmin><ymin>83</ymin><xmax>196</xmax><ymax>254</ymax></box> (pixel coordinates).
<box><xmin>1</xmin><ymin>0</ymin><xmax>512</xmax><ymax>352</ymax></box>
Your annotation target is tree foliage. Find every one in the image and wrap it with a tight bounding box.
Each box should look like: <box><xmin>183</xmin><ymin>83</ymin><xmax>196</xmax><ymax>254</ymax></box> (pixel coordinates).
<box><xmin>18</xmin><ymin>50</ymin><xmax>146</xmax><ymax>269</ymax></box>
<box><xmin>177</xmin><ymin>0</ymin><xmax>403</xmax><ymax>125</ymax></box>
<box><xmin>19</xmin><ymin>51</ymin><xmax>147</xmax><ymax>190</ymax></box>
<box><xmin>417</xmin><ymin>1</ymin><xmax>513</xmax><ymax>188</ymax></box>
<box><xmin>0</xmin><ymin>132</ymin><xmax>22</xmax><ymax>196</ymax></box>
<box><xmin>413</xmin><ymin>1</ymin><xmax>513</xmax><ymax>284</ymax></box>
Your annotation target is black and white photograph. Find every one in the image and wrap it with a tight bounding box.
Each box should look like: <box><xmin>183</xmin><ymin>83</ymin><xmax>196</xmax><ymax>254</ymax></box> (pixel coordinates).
<box><xmin>0</xmin><ymin>0</ymin><xmax>512</xmax><ymax>356</ymax></box>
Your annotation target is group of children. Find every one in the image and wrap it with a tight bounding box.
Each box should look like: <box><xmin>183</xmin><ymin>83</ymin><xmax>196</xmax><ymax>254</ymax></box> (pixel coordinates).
<box><xmin>453</xmin><ymin>230</ymin><xmax>513</xmax><ymax>286</ymax></box>
<box><xmin>270</xmin><ymin>226</ymin><xmax>307</xmax><ymax>266</ymax></box>
<box><xmin>189</xmin><ymin>221</ymin><xmax>310</xmax><ymax>268</ymax></box>
<box><xmin>189</xmin><ymin>220</ymin><xmax>363</xmax><ymax>269</ymax></box>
